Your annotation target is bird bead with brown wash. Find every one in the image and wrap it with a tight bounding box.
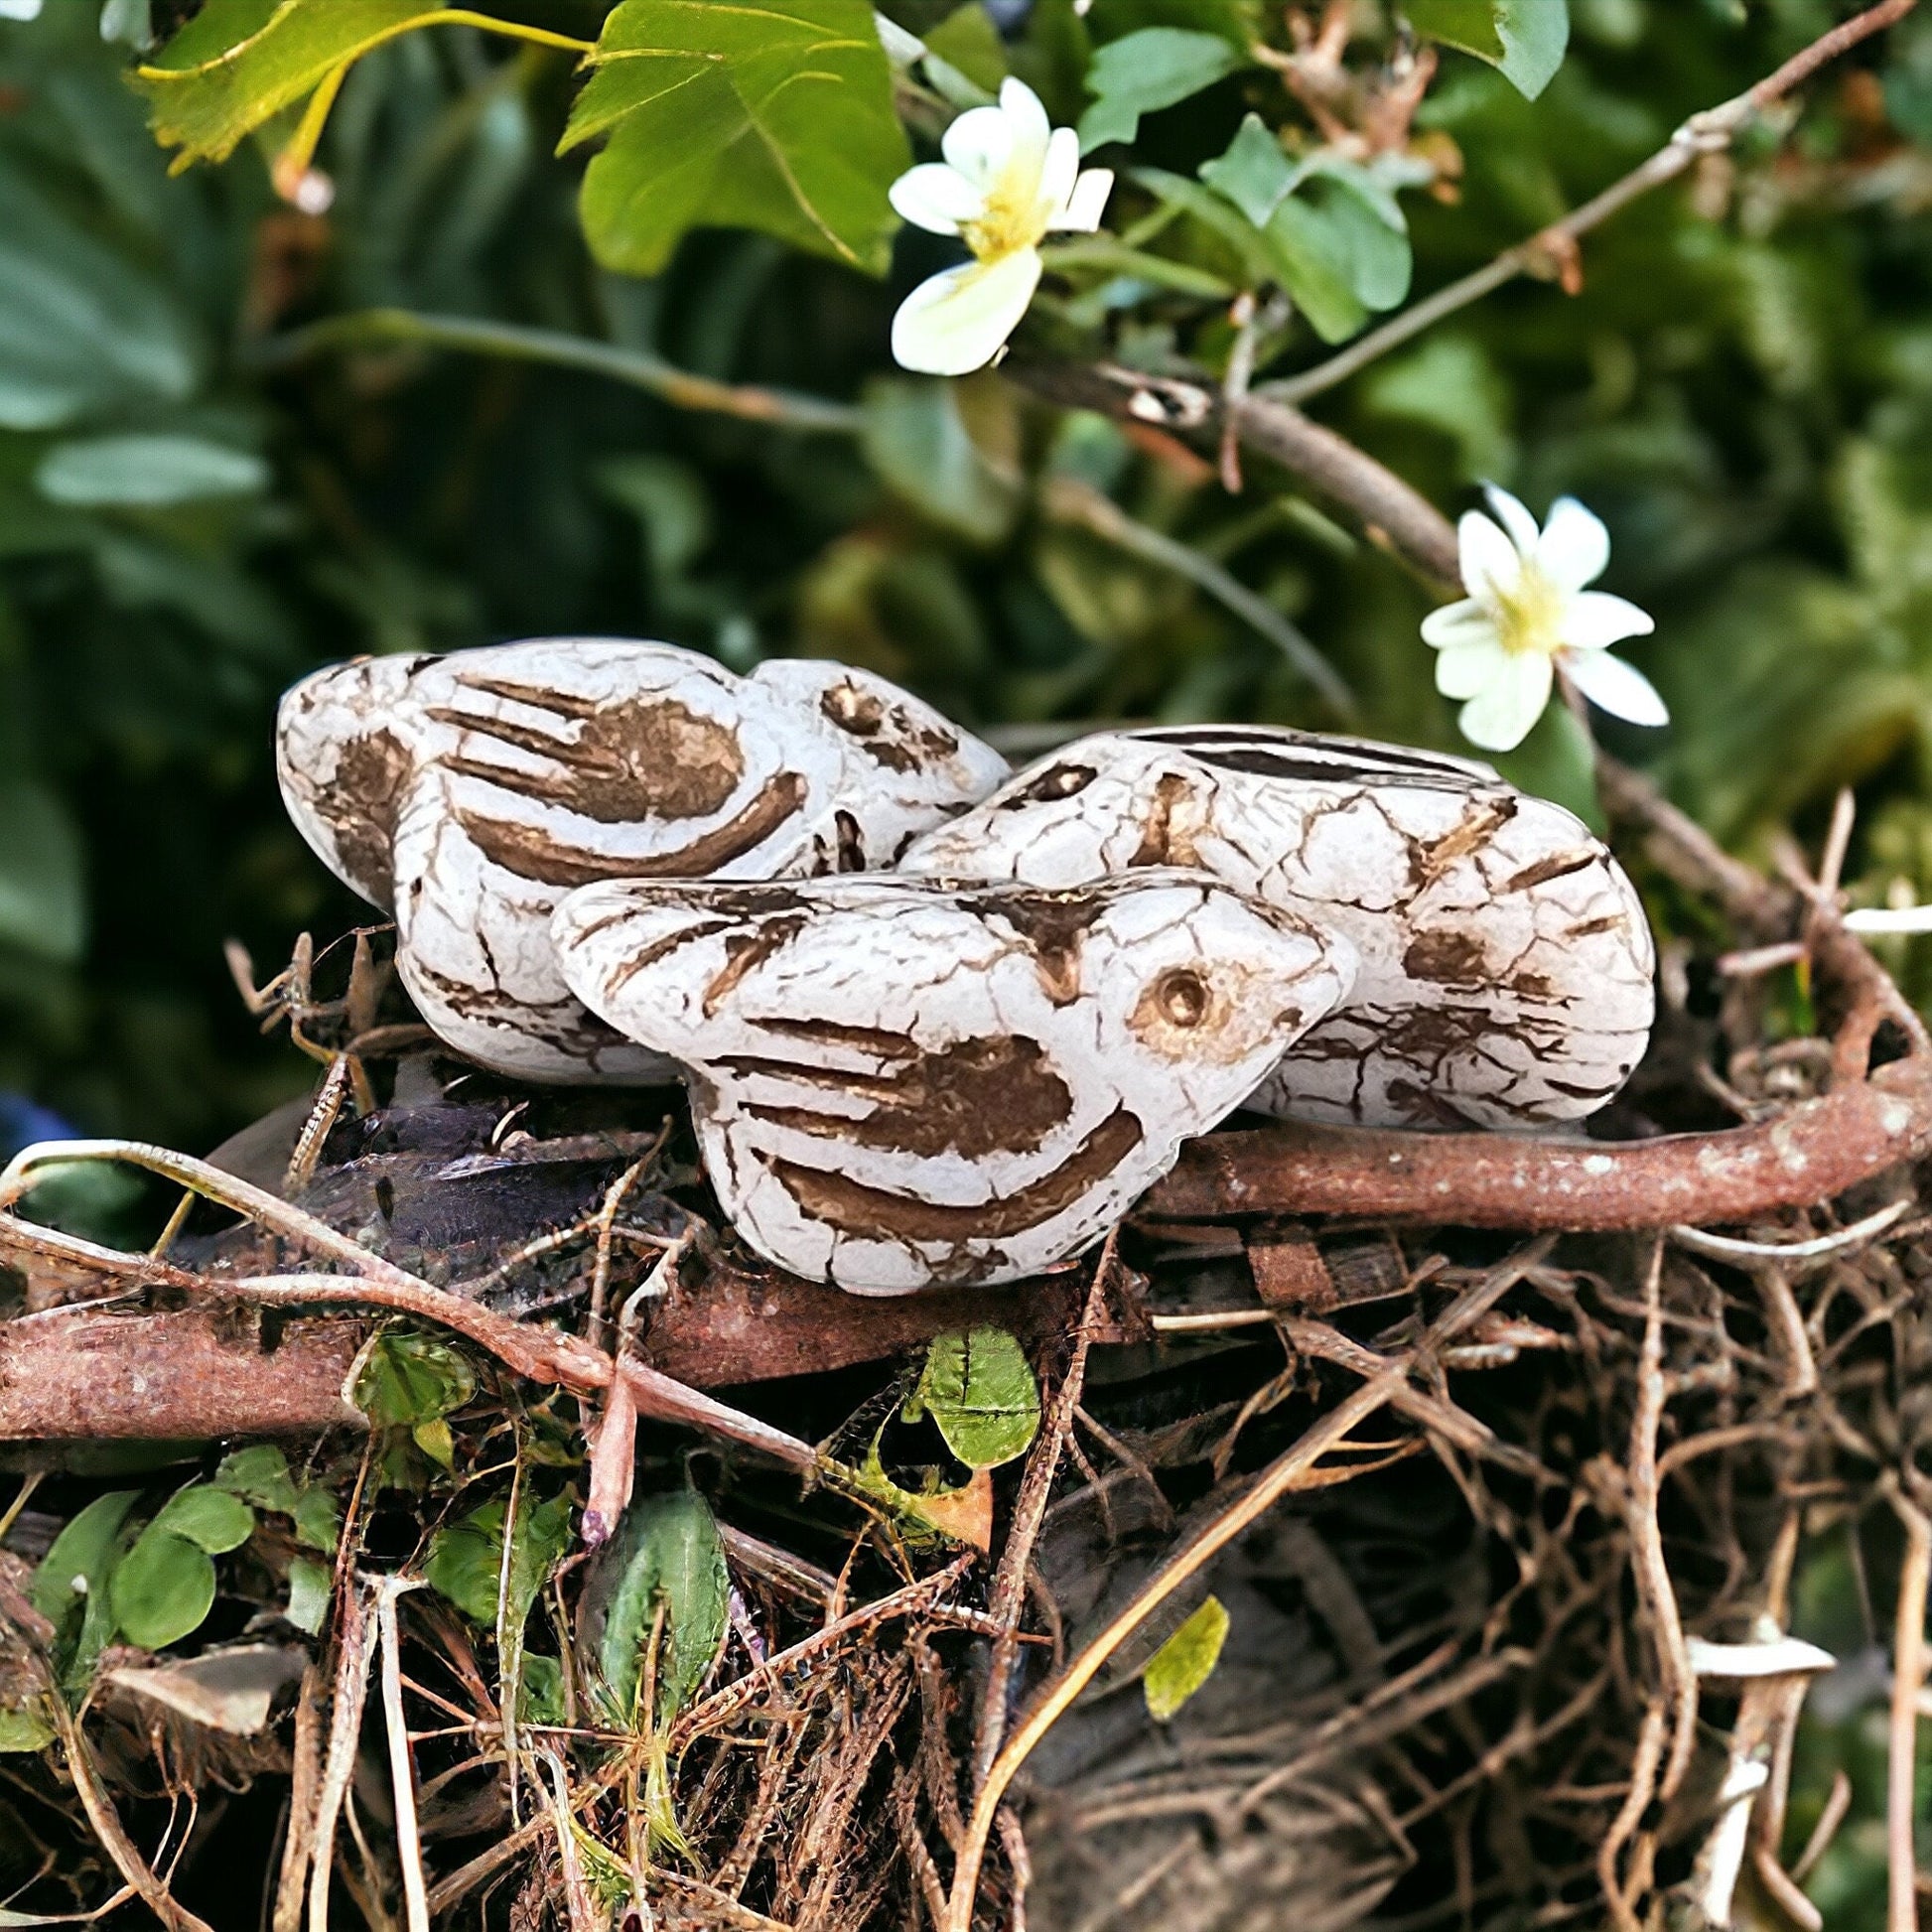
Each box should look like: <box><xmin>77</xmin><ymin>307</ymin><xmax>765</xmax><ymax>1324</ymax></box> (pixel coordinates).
<box><xmin>550</xmin><ymin>871</ymin><xmax>1357</xmax><ymax>1293</ymax></box>
<box><xmin>275</xmin><ymin>638</ymin><xmax>1010</xmax><ymax>1084</ymax></box>
<box><xmin>898</xmin><ymin>725</ymin><xmax>1654</xmax><ymax>1132</ymax></box>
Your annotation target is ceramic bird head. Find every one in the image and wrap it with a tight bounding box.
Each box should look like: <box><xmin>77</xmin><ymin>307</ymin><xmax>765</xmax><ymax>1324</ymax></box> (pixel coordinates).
<box><xmin>551</xmin><ymin>871</ymin><xmax>1356</xmax><ymax>1293</ymax></box>
<box><xmin>899</xmin><ymin>725</ymin><xmax>1655</xmax><ymax>1132</ymax></box>
<box><xmin>274</xmin><ymin>639</ymin><xmax>1009</xmax><ymax>1082</ymax></box>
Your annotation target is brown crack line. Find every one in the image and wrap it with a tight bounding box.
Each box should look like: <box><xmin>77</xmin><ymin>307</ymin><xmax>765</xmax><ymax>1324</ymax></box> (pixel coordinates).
<box><xmin>768</xmin><ymin>1105</ymin><xmax>1144</xmax><ymax>1243</ymax></box>
<box><xmin>430</xmin><ymin>691</ymin><xmax>744</xmax><ymax>822</ymax></box>
<box><xmin>455</xmin><ymin>772</ymin><xmax>808</xmax><ymax>888</ymax></box>
<box><xmin>743</xmin><ymin>1035</ymin><xmax>1073</xmax><ymax>1160</ymax></box>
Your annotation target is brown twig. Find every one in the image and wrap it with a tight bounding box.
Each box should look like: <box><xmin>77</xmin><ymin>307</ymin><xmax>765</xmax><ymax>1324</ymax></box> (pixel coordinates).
<box><xmin>972</xmin><ymin>1242</ymin><xmax>1118</xmax><ymax>1792</ymax></box>
<box><xmin>1884</xmin><ymin>1475</ymin><xmax>1930</xmax><ymax>1932</ymax></box>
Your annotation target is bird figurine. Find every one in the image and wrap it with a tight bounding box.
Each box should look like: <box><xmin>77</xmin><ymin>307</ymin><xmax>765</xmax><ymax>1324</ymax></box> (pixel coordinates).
<box><xmin>550</xmin><ymin>871</ymin><xmax>1356</xmax><ymax>1292</ymax></box>
<box><xmin>276</xmin><ymin>638</ymin><xmax>1009</xmax><ymax>1084</ymax></box>
<box><xmin>898</xmin><ymin>725</ymin><xmax>1655</xmax><ymax>1131</ymax></box>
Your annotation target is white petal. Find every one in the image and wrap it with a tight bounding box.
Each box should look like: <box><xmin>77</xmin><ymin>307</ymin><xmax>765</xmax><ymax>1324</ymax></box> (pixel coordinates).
<box><xmin>1435</xmin><ymin>637</ymin><xmax>1509</xmax><ymax>702</ymax></box>
<box><xmin>999</xmin><ymin>77</ymin><xmax>1052</xmax><ymax>166</ymax></box>
<box><xmin>891</xmin><ymin>250</ymin><xmax>1043</xmax><ymax>376</ymax></box>
<box><xmin>1420</xmin><ymin>599</ymin><xmax>1496</xmax><ymax>650</ymax></box>
<box><xmin>1457</xmin><ymin>651</ymin><xmax>1553</xmax><ymax>752</ymax></box>
<box><xmin>1846</xmin><ymin>904</ymin><xmax>1932</xmax><ymax>935</ymax></box>
<box><xmin>890</xmin><ymin>163</ymin><xmax>983</xmax><ymax>235</ymax></box>
<box><xmin>1051</xmin><ymin>166</ymin><xmax>1115</xmax><ymax>233</ymax></box>
<box><xmin>1537</xmin><ymin>496</ymin><xmax>1610</xmax><ymax>592</ymax></box>
<box><xmin>942</xmin><ymin>101</ymin><xmax>1018</xmax><ymax>190</ymax></box>
<box><xmin>1035</xmin><ymin>127</ymin><xmax>1080</xmax><ymax>225</ymax></box>
<box><xmin>1562</xmin><ymin>647</ymin><xmax>1668</xmax><ymax>727</ymax></box>
<box><xmin>1481</xmin><ymin>483</ymin><xmax>1541</xmax><ymax>558</ymax></box>
<box><xmin>1558</xmin><ymin>590</ymin><xmax>1655</xmax><ymax>650</ymax></box>
<box><xmin>1458</xmin><ymin>511</ymin><xmax>1522</xmax><ymax>603</ymax></box>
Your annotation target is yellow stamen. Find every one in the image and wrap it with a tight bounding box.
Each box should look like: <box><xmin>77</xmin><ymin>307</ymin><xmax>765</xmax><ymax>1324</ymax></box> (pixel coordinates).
<box><xmin>1492</xmin><ymin>564</ymin><xmax>1566</xmax><ymax>658</ymax></box>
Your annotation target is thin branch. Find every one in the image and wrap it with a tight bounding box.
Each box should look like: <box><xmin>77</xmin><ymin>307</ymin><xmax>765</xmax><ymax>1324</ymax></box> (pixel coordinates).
<box><xmin>254</xmin><ymin>309</ymin><xmax>864</xmax><ymax>434</ymax></box>
<box><xmin>1884</xmin><ymin>1476</ymin><xmax>1930</xmax><ymax>1932</ymax></box>
<box><xmin>1258</xmin><ymin>0</ymin><xmax>1921</xmax><ymax>408</ymax></box>
<box><xmin>373</xmin><ymin>1580</ymin><xmax>431</xmax><ymax>1932</ymax></box>
<box><xmin>972</xmin><ymin>1243</ymin><xmax>1116</xmax><ymax>1791</ymax></box>
<box><xmin>1040</xmin><ymin>475</ymin><xmax>1356</xmax><ymax>716</ymax></box>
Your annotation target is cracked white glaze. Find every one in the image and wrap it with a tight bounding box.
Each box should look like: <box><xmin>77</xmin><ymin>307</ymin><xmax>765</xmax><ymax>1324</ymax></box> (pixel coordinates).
<box><xmin>276</xmin><ymin>639</ymin><xmax>1009</xmax><ymax>1082</ymax></box>
<box><xmin>898</xmin><ymin>726</ymin><xmax>1655</xmax><ymax>1131</ymax></box>
<box><xmin>551</xmin><ymin>872</ymin><xmax>1355</xmax><ymax>1292</ymax></box>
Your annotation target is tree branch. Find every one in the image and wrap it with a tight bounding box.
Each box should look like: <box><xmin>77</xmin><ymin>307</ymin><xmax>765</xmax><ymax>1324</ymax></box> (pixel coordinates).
<box><xmin>254</xmin><ymin>310</ymin><xmax>864</xmax><ymax>435</ymax></box>
<box><xmin>1257</xmin><ymin>0</ymin><xmax>1921</xmax><ymax>410</ymax></box>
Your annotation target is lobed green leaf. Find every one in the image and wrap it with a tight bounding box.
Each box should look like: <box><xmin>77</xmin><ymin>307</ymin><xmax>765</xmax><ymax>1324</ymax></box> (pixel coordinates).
<box><xmin>132</xmin><ymin>0</ymin><xmax>453</xmax><ymax>170</ymax></box>
<box><xmin>563</xmin><ymin>0</ymin><xmax>908</xmax><ymax>278</ymax></box>
<box><xmin>1402</xmin><ymin>0</ymin><xmax>1569</xmax><ymax>101</ymax></box>
<box><xmin>581</xmin><ymin>1488</ymin><xmax>729</xmax><ymax>1728</ymax></box>
<box><xmin>1077</xmin><ymin>27</ymin><xmax>1241</xmax><ymax>152</ymax></box>
<box><xmin>904</xmin><ymin>1327</ymin><xmax>1040</xmax><ymax>1469</ymax></box>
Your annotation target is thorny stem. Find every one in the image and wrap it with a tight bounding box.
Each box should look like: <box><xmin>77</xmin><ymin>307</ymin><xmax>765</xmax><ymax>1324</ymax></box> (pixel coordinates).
<box><xmin>308</xmin><ymin>1583</ymin><xmax>376</xmax><ymax>1932</ymax></box>
<box><xmin>1258</xmin><ymin>0</ymin><xmax>1922</xmax><ymax>408</ymax></box>
<box><xmin>970</xmin><ymin>1244</ymin><xmax>1116</xmax><ymax>1792</ymax></box>
<box><xmin>256</xmin><ymin>310</ymin><xmax>866</xmax><ymax>434</ymax></box>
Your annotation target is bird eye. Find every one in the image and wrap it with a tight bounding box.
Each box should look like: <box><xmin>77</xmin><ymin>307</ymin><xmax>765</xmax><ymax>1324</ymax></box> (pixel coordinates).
<box><xmin>1153</xmin><ymin>969</ymin><xmax>1210</xmax><ymax>1028</ymax></box>
<box><xmin>1006</xmin><ymin>762</ymin><xmax>1095</xmax><ymax>808</ymax></box>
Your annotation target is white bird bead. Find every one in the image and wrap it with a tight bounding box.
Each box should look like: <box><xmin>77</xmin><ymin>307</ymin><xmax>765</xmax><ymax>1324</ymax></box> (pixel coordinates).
<box><xmin>551</xmin><ymin>871</ymin><xmax>1356</xmax><ymax>1292</ymax></box>
<box><xmin>897</xmin><ymin>725</ymin><xmax>1655</xmax><ymax>1132</ymax></box>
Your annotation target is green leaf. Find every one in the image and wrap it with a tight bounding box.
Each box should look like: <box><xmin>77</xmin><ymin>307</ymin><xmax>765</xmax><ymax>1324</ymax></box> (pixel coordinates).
<box><xmin>861</xmin><ymin>378</ymin><xmax>1020</xmax><ymax>544</ymax></box>
<box><xmin>1077</xmin><ymin>27</ymin><xmax>1240</xmax><ymax>152</ymax></box>
<box><xmin>28</xmin><ymin>1491</ymin><xmax>136</xmax><ymax>1629</ymax></box>
<box><xmin>518</xmin><ymin>1653</ymin><xmax>566</xmax><ymax>1725</ymax></box>
<box><xmin>352</xmin><ymin>1330</ymin><xmax>477</xmax><ymax>1428</ymax></box>
<box><xmin>1143</xmin><ymin>1593</ymin><xmax>1229</xmax><ymax>1722</ymax></box>
<box><xmin>285</xmin><ymin>1557</ymin><xmax>331</xmax><ymax>1635</ymax></box>
<box><xmin>0</xmin><ymin>1706</ymin><xmax>55</xmax><ymax>1754</ymax></box>
<box><xmin>1266</xmin><ymin>167</ymin><xmax>1411</xmax><ymax>343</ymax></box>
<box><xmin>133</xmin><ymin>0</ymin><xmax>451</xmax><ymax>169</ymax></box>
<box><xmin>425</xmin><ymin>1490</ymin><xmax>572</xmax><ymax>1634</ymax></box>
<box><xmin>412</xmin><ymin>1417</ymin><xmax>456</xmax><ymax>1468</ymax></box>
<box><xmin>151</xmin><ymin>1484</ymin><xmax>254</xmax><ymax>1555</ymax></box>
<box><xmin>110</xmin><ymin>1529</ymin><xmax>216</xmax><ymax>1650</ymax></box>
<box><xmin>0</xmin><ymin>164</ymin><xmax>196</xmax><ymax>431</ymax></box>
<box><xmin>562</xmin><ymin>0</ymin><xmax>910</xmax><ymax>278</ymax></box>
<box><xmin>211</xmin><ymin>1446</ymin><xmax>300</xmax><ymax>1516</ymax></box>
<box><xmin>904</xmin><ymin>1328</ymin><xmax>1040</xmax><ymax>1470</ymax></box>
<box><xmin>1402</xmin><ymin>0</ymin><xmax>1569</xmax><ymax>100</ymax></box>
<box><xmin>923</xmin><ymin>3</ymin><xmax>1008</xmax><ymax>93</ymax></box>
<box><xmin>0</xmin><ymin>782</ymin><xmax>85</xmax><ymax>964</ymax></box>
<box><xmin>291</xmin><ymin>1488</ymin><xmax>340</xmax><ymax>1555</ymax></box>
<box><xmin>582</xmin><ymin>1489</ymin><xmax>729</xmax><ymax>1728</ymax></box>
<box><xmin>1198</xmin><ymin>112</ymin><xmax>1296</xmax><ymax>226</ymax></box>
<box><xmin>35</xmin><ymin>434</ymin><xmax>268</xmax><ymax>508</ymax></box>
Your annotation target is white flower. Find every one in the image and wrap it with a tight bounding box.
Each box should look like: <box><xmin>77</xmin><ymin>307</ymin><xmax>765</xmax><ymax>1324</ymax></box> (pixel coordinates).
<box><xmin>0</xmin><ymin>1</ymin><xmax>44</xmax><ymax>19</ymax></box>
<box><xmin>1421</xmin><ymin>484</ymin><xmax>1666</xmax><ymax>754</ymax></box>
<box><xmin>890</xmin><ymin>78</ymin><xmax>1113</xmax><ymax>377</ymax></box>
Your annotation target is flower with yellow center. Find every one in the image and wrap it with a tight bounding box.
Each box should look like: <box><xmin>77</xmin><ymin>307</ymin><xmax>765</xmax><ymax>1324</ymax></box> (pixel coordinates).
<box><xmin>889</xmin><ymin>79</ymin><xmax>1113</xmax><ymax>377</ymax></box>
<box><xmin>1422</xmin><ymin>484</ymin><xmax>1666</xmax><ymax>753</ymax></box>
